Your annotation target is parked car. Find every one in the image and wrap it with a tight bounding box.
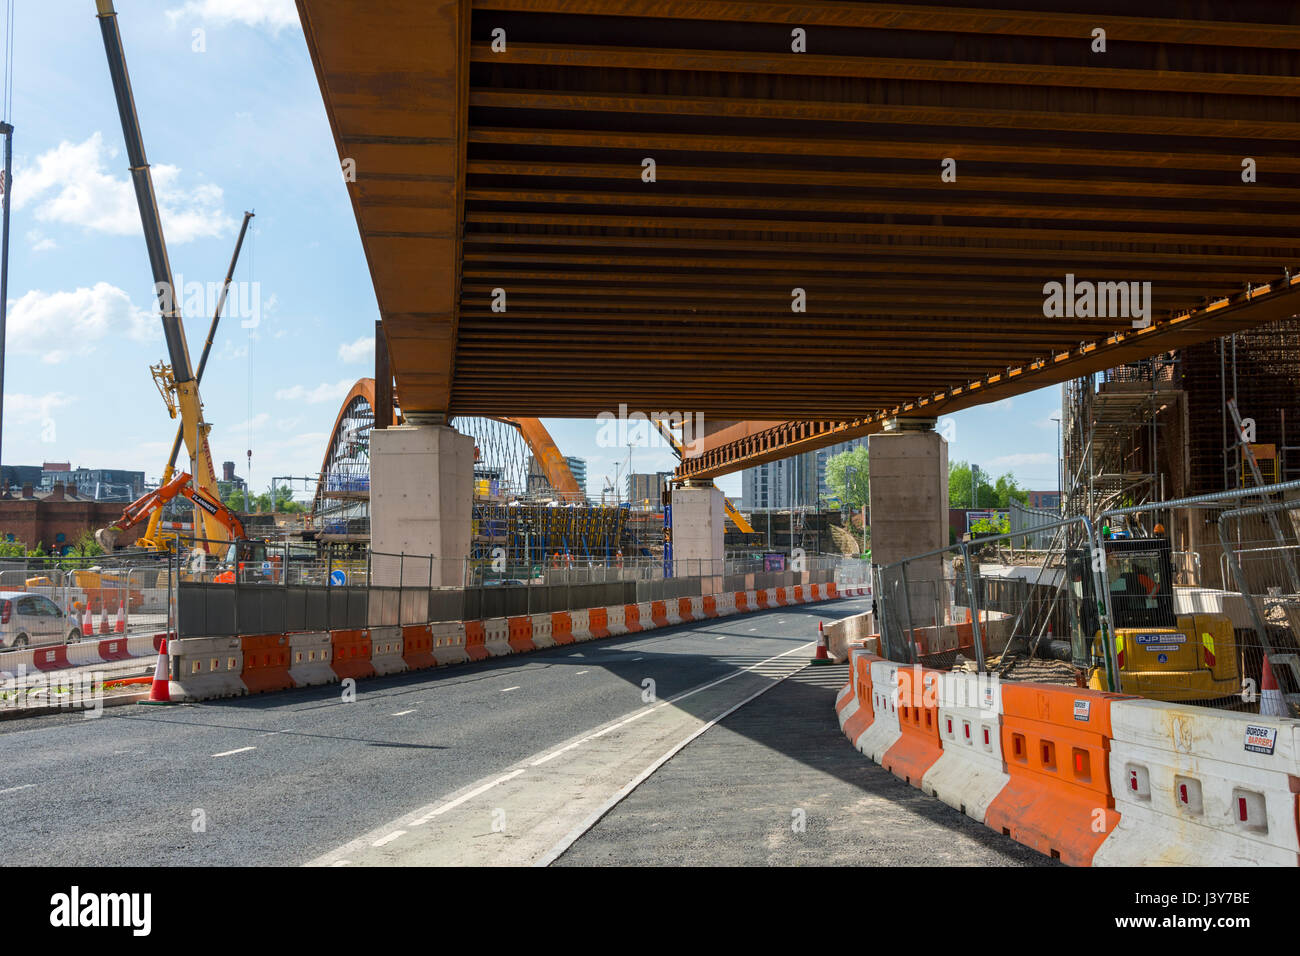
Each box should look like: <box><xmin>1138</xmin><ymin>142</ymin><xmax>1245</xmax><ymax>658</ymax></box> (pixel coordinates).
<box><xmin>0</xmin><ymin>591</ymin><xmax>82</xmax><ymax>649</ymax></box>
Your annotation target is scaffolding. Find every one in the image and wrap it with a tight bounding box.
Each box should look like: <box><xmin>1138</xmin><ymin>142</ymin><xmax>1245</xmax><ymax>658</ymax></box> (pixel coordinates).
<box><xmin>1062</xmin><ymin>354</ymin><xmax>1182</xmax><ymax>521</ymax></box>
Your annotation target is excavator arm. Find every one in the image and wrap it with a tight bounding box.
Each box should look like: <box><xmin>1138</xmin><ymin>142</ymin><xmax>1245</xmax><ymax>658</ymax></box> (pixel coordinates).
<box><xmin>96</xmin><ymin>471</ymin><xmax>246</xmax><ymax>552</ymax></box>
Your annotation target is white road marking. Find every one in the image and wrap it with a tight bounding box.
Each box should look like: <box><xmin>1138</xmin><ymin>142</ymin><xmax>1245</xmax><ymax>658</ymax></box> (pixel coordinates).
<box><xmin>391</xmin><ymin>709</ymin><xmax>415</xmax><ymax>716</ymax></box>
<box><xmin>526</xmin><ymin>641</ymin><xmax>813</xmax><ymax>765</ymax></box>
<box><xmin>574</xmin><ymin>670</ymin><xmax>589</xmax><ymax>675</ymax></box>
<box><xmin>500</xmin><ymin>686</ymin><xmax>520</xmax><ymax>693</ymax></box>
<box><xmin>716</xmin><ymin>636</ymin><xmax>727</xmax><ymax>640</ymax></box>
<box><xmin>256</xmin><ymin>731</ymin><xmax>284</xmax><ymax>737</ymax></box>
<box><xmin>330</xmin><ymin>860</ymin><xmax>351</xmax><ymax>867</ymax></box>
<box><xmin>0</xmin><ymin>784</ymin><xmax>35</xmax><ymax>795</ymax></box>
<box><xmin>535</xmin><ymin>654</ymin><xmax>809</xmax><ymax>866</ymax></box>
<box><xmin>747</xmin><ymin>628</ymin><xmax>755</xmax><ymax>632</ymax></box>
<box><xmin>211</xmin><ymin>746</ymin><xmax>256</xmax><ymax>758</ymax></box>
<box><xmin>372</xmin><ymin>830</ymin><xmax>406</xmax><ymax>847</ymax></box>
<box><xmin>412</xmin><ymin>769</ymin><xmax>526</xmax><ymax>825</ymax></box>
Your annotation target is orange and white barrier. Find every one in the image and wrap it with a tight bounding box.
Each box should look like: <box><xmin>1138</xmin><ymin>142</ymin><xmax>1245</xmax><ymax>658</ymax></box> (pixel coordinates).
<box><xmin>570</xmin><ymin>608</ymin><xmax>593</xmax><ymax>642</ymax></box>
<box><xmin>604</xmin><ymin>605</ymin><xmax>627</xmax><ymax>637</ymax></box>
<box><xmin>921</xmin><ymin>671</ymin><xmax>1008</xmax><ymax>823</ymax></box>
<box><xmin>289</xmin><ymin>631</ymin><xmax>336</xmax><ymax>687</ymax></box>
<box><xmin>529</xmin><ymin>613</ymin><xmax>555</xmax><ymax>649</ymax></box>
<box><xmin>482</xmin><ymin>617</ymin><xmax>512</xmax><ymax>657</ymax></box>
<box><xmin>857</xmin><ymin>660</ymin><xmax>903</xmax><ymax>762</ymax></box>
<box><xmin>431</xmin><ymin>621</ymin><xmax>468</xmax><ymax>665</ymax></box>
<box><xmin>1093</xmin><ymin>701</ymin><xmax>1300</xmax><ymax>866</ymax></box>
<box><xmin>170</xmin><ymin>636</ymin><xmax>245</xmax><ymax>699</ymax></box>
<box><xmin>369</xmin><ymin>625</ymin><xmax>407</xmax><ymax>676</ymax></box>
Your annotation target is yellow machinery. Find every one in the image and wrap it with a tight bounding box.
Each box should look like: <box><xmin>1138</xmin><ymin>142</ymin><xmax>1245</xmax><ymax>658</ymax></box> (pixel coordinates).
<box><xmin>1076</xmin><ymin>536</ymin><xmax>1240</xmax><ymax>701</ymax></box>
<box><xmin>94</xmin><ymin>3</ymin><xmax>254</xmax><ymax>558</ymax></box>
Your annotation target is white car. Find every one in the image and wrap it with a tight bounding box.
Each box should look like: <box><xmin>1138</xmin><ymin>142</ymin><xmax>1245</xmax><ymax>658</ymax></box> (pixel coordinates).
<box><xmin>0</xmin><ymin>591</ymin><xmax>82</xmax><ymax>649</ymax></box>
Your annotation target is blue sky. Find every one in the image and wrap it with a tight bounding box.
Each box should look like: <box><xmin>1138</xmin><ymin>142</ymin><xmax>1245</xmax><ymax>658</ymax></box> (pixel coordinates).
<box><xmin>2</xmin><ymin>1</ymin><xmax>1062</xmax><ymax>503</ymax></box>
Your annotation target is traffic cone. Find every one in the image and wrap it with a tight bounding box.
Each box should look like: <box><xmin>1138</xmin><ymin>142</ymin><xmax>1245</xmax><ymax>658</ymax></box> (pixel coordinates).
<box><xmin>114</xmin><ymin>599</ymin><xmax>126</xmax><ymax>634</ymax></box>
<box><xmin>82</xmin><ymin>603</ymin><xmax>94</xmax><ymax>638</ymax></box>
<box><xmin>1260</xmin><ymin>654</ymin><xmax>1287</xmax><ymax>717</ymax></box>
<box><xmin>811</xmin><ymin>621</ymin><xmax>832</xmax><ymax>665</ymax></box>
<box><xmin>98</xmin><ymin>604</ymin><xmax>111</xmax><ymax>635</ymax></box>
<box><xmin>139</xmin><ymin>638</ymin><xmax>174</xmax><ymax>705</ymax></box>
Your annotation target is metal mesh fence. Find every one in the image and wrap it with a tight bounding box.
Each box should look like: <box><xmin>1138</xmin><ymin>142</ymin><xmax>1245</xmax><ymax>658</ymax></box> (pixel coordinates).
<box><xmin>874</xmin><ymin>481</ymin><xmax>1300</xmax><ymax>717</ymax></box>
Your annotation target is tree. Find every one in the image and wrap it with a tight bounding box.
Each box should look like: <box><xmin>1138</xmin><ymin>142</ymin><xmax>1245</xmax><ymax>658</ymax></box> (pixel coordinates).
<box><xmin>949</xmin><ymin>461</ymin><xmax>1028</xmax><ymax>509</ymax></box>
<box><xmin>222</xmin><ymin>488</ymin><xmax>248</xmax><ymax>512</ymax></box>
<box><xmin>824</xmin><ymin>446</ymin><xmax>869</xmax><ymax>509</ymax></box>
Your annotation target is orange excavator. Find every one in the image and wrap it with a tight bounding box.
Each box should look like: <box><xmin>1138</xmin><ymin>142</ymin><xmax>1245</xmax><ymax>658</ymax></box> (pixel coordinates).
<box><xmin>96</xmin><ymin>470</ymin><xmax>268</xmax><ymax>571</ymax></box>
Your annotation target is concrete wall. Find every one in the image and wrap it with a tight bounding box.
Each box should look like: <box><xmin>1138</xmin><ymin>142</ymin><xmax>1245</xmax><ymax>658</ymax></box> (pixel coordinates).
<box><xmin>370</xmin><ymin>424</ymin><xmax>474</xmax><ymax>586</ymax></box>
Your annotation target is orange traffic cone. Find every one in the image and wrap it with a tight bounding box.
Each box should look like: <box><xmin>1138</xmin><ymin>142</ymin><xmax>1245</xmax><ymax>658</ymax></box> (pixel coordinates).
<box><xmin>811</xmin><ymin>621</ymin><xmax>832</xmax><ymax>665</ymax></box>
<box><xmin>1260</xmin><ymin>654</ymin><xmax>1287</xmax><ymax>717</ymax></box>
<box><xmin>114</xmin><ymin>599</ymin><xmax>126</xmax><ymax>634</ymax></box>
<box><xmin>82</xmin><ymin>603</ymin><xmax>95</xmax><ymax>639</ymax></box>
<box><xmin>139</xmin><ymin>638</ymin><xmax>174</xmax><ymax>705</ymax></box>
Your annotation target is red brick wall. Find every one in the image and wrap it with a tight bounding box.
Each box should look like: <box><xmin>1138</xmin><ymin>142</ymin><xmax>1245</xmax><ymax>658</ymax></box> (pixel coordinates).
<box><xmin>0</xmin><ymin>499</ymin><xmax>124</xmax><ymax>552</ymax></box>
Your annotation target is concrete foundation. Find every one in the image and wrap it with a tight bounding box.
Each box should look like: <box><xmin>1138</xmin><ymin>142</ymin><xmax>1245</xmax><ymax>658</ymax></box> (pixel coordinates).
<box><xmin>370</xmin><ymin>424</ymin><xmax>474</xmax><ymax>587</ymax></box>
<box><xmin>868</xmin><ymin>427</ymin><xmax>950</xmax><ymax>629</ymax></box>
<box><xmin>671</xmin><ymin>484</ymin><xmax>725</xmax><ymax>586</ymax></box>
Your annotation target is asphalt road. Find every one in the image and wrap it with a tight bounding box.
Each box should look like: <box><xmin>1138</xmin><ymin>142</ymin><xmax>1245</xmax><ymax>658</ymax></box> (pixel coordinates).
<box><xmin>0</xmin><ymin>597</ymin><xmax>1041</xmax><ymax>866</ymax></box>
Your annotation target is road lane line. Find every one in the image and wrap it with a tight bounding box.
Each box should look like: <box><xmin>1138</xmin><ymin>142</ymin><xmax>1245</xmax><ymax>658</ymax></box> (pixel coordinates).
<box><xmin>500</xmin><ymin>686</ymin><xmax>520</xmax><ymax>693</ymax></box>
<box><xmin>0</xmin><ymin>784</ymin><xmax>35</xmax><ymax>795</ymax></box>
<box><xmin>372</xmin><ymin>830</ymin><xmax>406</xmax><ymax>847</ymax></box>
<box><xmin>535</xmin><ymin>657</ymin><xmax>809</xmax><ymax>867</ymax></box>
<box><xmin>574</xmin><ymin>670</ymin><xmax>589</xmax><ymax>675</ymax></box>
<box><xmin>525</xmin><ymin>641</ymin><xmax>812</xmax><ymax>765</ymax></box>
<box><xmin>211</xmin><ymin>746</ymin><xmax>256</xmax><ymax>758</ymax></box>
<box><xmin>411</xmin><ymin>769</ymin><xmax>526</xmax><ymax>826</ymax></box>
<box><xmin>391</xmin><ymin>710</ymin><xmax>415</xmax><ymax>716</ymax></box>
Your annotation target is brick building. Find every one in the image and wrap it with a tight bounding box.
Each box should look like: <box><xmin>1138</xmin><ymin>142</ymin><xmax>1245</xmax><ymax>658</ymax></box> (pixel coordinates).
<box><xmin>0</xmin><ymin>483</ymin><xmax>125</xmax><ymax>554</ymax></box>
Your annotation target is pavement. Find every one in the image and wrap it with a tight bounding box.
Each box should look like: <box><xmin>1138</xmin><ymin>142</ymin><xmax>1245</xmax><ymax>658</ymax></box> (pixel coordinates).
<box><xmin>0</xmin><ymin>597</ymin><xmax>1044</xmax><ymax>866</ymax></box>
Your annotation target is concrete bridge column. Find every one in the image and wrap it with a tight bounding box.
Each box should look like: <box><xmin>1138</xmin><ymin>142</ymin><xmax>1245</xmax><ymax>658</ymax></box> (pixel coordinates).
<box><xmin>868</xmin><ymin>419</ymin><xmax>951</xmax><ymax>633</ymax></box>
<box><xmin>370</xmin><ymin>423</ymin><xmax>474</xmax><ymax>587</ymax></box>
<box><xmin>671</xmin><ymin>481</ymin><xmax>725</xmax><ymax>590</ymax></box>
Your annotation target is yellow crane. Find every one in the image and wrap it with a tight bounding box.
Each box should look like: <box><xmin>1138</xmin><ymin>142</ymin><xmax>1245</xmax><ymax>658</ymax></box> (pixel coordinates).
<box><xmin>93</xmin><ymin>2</ymin><xmax>245</xmax><ymax>558</ymax></box>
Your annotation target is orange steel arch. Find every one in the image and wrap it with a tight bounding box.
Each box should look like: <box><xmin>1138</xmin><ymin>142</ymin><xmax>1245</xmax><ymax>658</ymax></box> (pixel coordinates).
<box><xmin>313</xmin><ymin>379</ymin><xmax>580</xmax><ymax>507</ymax></box>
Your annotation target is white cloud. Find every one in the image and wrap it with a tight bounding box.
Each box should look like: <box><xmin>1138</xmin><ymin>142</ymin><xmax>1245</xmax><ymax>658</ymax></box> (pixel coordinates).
<box><xmin>987</xmin><ymin>452</ymin><xmax>1055</xmax><ymax>470</ymax></box>
<box><xmin>1036</xmin><ymin>409</ymin><xmax>1064</xmax><ymax>429</ymax></box>
<box><xmin>166</xmin><ymin>0</ymin><xmax>300</xmax><ymax>32</ymax></box>
<box><xmin>274</xmin><ymin>378</ymin><xmax>354</xmax><ymax>404</ymax></box>
<box><xmin>14</xmin><ymin>132</ymin><xmax>234</xmax><ymax>244</ymax></box>
<box><xmin>6</xmin><ymin>392</ymin><xmax>73</xmax><ymax>426</ymax></box>
<box><xmin>337</xmin><ymin>336</ymin><xmax>374</xmax><ymax>364</ymax></box>
<box><xmin>7</xmin><ymin>282</ymin><xmax>157</xmax><ymax>363</ymax></box>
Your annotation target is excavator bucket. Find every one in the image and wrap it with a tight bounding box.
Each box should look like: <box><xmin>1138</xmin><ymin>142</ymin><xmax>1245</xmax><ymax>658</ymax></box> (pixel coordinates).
<box><xmin>94</xmin><ymin>526</ymin><xmax>122</xmax><ymax>552</ymax></box>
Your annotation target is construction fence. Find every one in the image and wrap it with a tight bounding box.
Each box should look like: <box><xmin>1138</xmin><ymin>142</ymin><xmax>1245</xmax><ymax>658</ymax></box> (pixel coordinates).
<box><xmin>177</xmin><ymin>548</ymin><xmax>860</xmax><ymax>638</ymax></box>
<box><xmin>873</xmin><ymin>479</ymin><xmax>1300</xmax><ymax>717</ymax></box>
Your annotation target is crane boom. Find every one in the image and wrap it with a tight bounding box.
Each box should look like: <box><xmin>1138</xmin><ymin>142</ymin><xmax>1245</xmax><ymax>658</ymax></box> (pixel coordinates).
<box><xmin>95</xmin><ymin>0</ymin><xmax>229</xmax><ymax>554</ymax></box>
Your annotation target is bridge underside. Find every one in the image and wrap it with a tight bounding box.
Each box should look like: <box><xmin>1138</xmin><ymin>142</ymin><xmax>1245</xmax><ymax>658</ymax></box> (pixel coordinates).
<box><xmin>298</xmin><ymin>0</ymin><xmax>1300</xmax><ymax>474</ymax></box>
